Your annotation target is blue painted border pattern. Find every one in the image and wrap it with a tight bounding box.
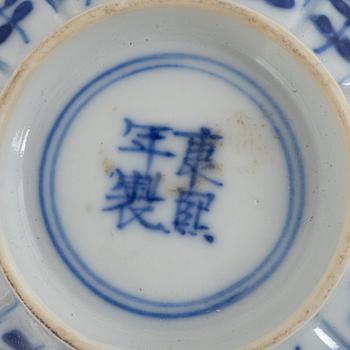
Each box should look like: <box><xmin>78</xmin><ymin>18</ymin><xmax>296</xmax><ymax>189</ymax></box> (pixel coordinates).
<box><xmin>2</xmin><ymin>0</ymin><xmax>350</xmax><ymax>78</ymax></box>
<box><xmin>0</xmin><ymin>0</ymin><xmax>92</xmax><ymax>71</ymax></box>
<box><xmin>39</xmin><ymin>52</ymin><xmax>305</xmax><ymax>318</ymax></box>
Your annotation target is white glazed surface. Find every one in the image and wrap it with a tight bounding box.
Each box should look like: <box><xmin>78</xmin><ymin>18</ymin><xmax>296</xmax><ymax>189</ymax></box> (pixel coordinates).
<box><xmin>3</xmin><ymin>1</ymin><xmax>348</xmax><ymax>349</ymax></box>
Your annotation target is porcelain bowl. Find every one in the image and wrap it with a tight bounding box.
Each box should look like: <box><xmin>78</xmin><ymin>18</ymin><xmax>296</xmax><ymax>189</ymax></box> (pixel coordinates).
<box><xmin>0</xmin><ymin>1</ymin><xmax>350</xmax><ymax>349</ymax></box>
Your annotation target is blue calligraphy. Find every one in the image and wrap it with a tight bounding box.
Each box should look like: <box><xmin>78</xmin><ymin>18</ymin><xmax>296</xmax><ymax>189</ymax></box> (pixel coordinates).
<box><xmin>174</xmin><ymin>128</ymin><xmax>223</xmax><ymax>188</ymax></box>
<box><xmin>174</xmin><ymin>190</ymin><xmax>215</xmax><ymax>243</ymax></box>
<box><xmin>103</xmin><ymin>118</ymin><xmax>223</xmax><ymax>244</ymax></box>
<box><xmin>118</xmin><ymin>118</ymin><xmax>175</xmax><ymax>174</ymax></box>
<box><xmin>173</xmin><ymin>128</ymin><xmax>222</xmax><ymax>243</ymax></box>
<box><xmin>103</xmin><ymin>118</ymin><xmax>175</xmax><ymax>234</ymax></box>
<box><xmin>104</xmin><ymin>169</ymin><xmax>169</xmax><ymax>233</ymax></box>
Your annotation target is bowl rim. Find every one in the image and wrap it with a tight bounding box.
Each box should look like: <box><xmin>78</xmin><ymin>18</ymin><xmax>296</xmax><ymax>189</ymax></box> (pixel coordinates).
<box><xmin>1</xmin><ymin>0</ymin><xmax>350</xmax><ymax>349</ymax></box>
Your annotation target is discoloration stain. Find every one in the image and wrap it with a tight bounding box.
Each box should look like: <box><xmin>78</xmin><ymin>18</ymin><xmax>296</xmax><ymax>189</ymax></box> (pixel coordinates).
<box><xmin>102</xmin><ymin>157</ymin><xmax>115</xmax><ymax>175</ymax></box>
<box><xmin>225</xmin><ymin>112</ymin><xmax>271</xmax><ymax>174</ymax></box>
<box><xmin>167</xmin><ymin>186</ymin><xmax>179</xmax><ymax>194</ymax></box>
<box><xmin>213</xmin><ymin>162</ymin><xmax>223</xmax><ymax>173</ymax></box>
<box><xmin>98</xmin><ymin>146</ymin><xmax>116</xmax><ymax>175</ymax></box>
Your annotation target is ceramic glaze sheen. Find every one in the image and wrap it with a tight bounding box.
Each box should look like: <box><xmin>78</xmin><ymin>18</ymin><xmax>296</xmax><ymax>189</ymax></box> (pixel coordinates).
<box><xmin>0</xmin><ymin>2</ymin><xmax>350</xmax><ymax>350</ymax></box>
<box><xmin>41</xmin><ymin>52</ymin><xmax>301</xmax><ymax>313</ymax></box>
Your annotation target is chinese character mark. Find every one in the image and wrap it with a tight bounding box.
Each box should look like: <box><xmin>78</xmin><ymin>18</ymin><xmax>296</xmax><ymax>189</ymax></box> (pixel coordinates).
<box><xmin>174</xmin><ymin>127</ymin><xmax>223</xmax><ymax>188</ymax></box>
<box><xmin>103</xmin><ymin>169</ymin><xmax>169</xmax><ymax>233</ymax></box>
<box><xmin>104</xmin><ymin>118</ymin><xmax>222</xmax><ymax>244</ymax></box>
<box><xmin>104</xmin><ymin>118</ymin><xmax>174</xmax><ymax>233</ymax></box>
<box><xmin>119</xmin><ymin>117</ymin><xmax>175</xmax><ymax>174</ymax></box>
<box><xmin>174</xmin><ymin>190</ymin><xmax>215</xmax><ymax>243</ymax></box>
<box><xmin>173</xmin><ymin>127</ymin><xmax>223</xmax><ymax>243</ymax></box>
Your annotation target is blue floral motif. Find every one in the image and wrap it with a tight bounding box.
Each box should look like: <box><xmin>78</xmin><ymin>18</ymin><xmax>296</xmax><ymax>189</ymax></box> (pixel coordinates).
<box><xmin>311</xmin><ymin>0</ymin><xmax>350</xmax><ymax>61</ymax></box>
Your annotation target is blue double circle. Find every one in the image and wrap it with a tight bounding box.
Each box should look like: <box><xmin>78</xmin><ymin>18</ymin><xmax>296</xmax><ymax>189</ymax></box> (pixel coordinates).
<box><xmin>39</xmin><ymin>53</ymin><xmax>305</xmax><ymax>318</ymax></box>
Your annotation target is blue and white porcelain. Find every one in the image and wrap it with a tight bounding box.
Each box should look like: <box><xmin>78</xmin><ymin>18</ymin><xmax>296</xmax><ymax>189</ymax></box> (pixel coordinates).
<box><xmin>0</xmin><ymin>0</ymin><xmax>350</xmax><ymax>349</ymax></box>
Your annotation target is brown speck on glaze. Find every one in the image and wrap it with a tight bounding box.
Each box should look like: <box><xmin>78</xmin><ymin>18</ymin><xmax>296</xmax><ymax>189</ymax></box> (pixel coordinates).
<box><xmin>102</xmin><ymin>157</ymin><xmax>115</xmax><ymax>175</ymax></box>
<box><xmin>214</xmin><ymin>162</ymin><xmax>224</xmax><ymax>173</ymax></box>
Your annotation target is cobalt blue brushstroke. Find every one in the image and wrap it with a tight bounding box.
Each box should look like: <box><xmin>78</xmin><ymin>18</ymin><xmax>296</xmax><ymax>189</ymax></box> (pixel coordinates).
<box><xmin>85</xmin><ymin>0</ymin><xmax>91</xmax><ymax>6</ymax></box>
<box><xmin>2</xmin><ymin>329</ymin><xmax>40</xmax><ymax>350</ymax></box>
<box><xmin>311</xmin><ymin>14</ymin><xmax>350</xmax><ymax>60</ymax></box>
<box><xmin>264</xmin><ymin>0</ymin><xmax>295</xmax><ymax>9</ymax></box>
<box><xmin>5</xmin><ymin>0</ymin><xmax>19</xmax><ymax>6</ymax></box>
<box><xmin>319</xmin><ymin>319</ymin><xmax>350</xmax><ymax>349</ymax></box>
<box><xmin>0</xmin><ymin>17</ymin><xmax>28</xmax><ymax>45</ymax></box>
<box><xmin>12</xmin><ymin>1</ymin><xmax>32</xmax><ymax>21</ymax></box>
<box><xmin>107</xmin><ymin>118</ymin><xmax>177</xmax><ymax>234</ymax></box>
<box><xmin>44</xmin><ymin>0</ymin><xmax>59</xmax><ymax>12</ymax></box>
<box><xmin>173</xmin><ymin>128</ymin><xmax>223</xmax><ymax>188</ymax></box>
<box><xmin>311</xmin><ymin>14</ymin><xmax>335</xmax><ymax>36</ymax></box>
<box><xmin>118</xmin><ymin>117</ymin><xmax>175</xmax><ymax>174</ymax></box>
<box><xmin>170</xmin><ymin>127</ymin><xmax>223</xmax><ymax>242</ymax></box>
<box><xmin>310</xmin><ymin>0</ymin><xmax>350</xmax><ymax>61</ymax></box>
<box><xmin>0</xmin><ymin>0</ymin><xmax>32</xmax><ymax>44</ymax></box>
<box><xmin>39</xmin><ymin>53</ymin><xmax>305</xmax><ymax>318</ymax></box>
<box><xmin>330</xmin><ymin>0</ymin><xmax>350</xmax><ymax>18</ymax></box>
<box><xmin>103</xmin><ymin>169</ymin><xmax>171</xmax><ymax>234</ymax></box>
